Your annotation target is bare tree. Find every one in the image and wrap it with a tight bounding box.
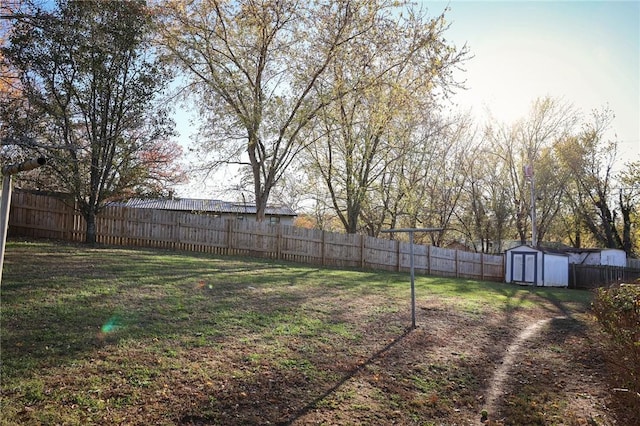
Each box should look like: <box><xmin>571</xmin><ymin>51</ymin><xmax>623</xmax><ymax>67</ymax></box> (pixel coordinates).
<box><xmin>157</xmin><ymin>0</ymin><xmax>400</xmax><ymax>221</ymax></box>
<box><xmin>617</xmin><ymin>161</ymin><xmax>640</xmax><ymax>256</ymax></box>
<box><xmin>454</xmin><ymin>138</ymin><xmax>514</xmax><ymax>253</ymax></box>
<box><xmin>302</xmin><ymin>4</ymin><xmax>467</xmax><ymax>234</ymax></box>
<box><xmin>556</xmin><ymin>108</ymin><xmax>632</xmax><ymax>253</ymax></box>
<box><xmin>485</xmin><ymin>97</ymin><xmax>578</xmax><ymax>245</ymax></box>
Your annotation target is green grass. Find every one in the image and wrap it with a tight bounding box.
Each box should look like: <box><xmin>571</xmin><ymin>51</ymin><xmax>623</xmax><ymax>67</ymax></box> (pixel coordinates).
<box><xmin>0</xmin><ymin>239</ymin><xmax>596</xmax><ymax>425</ymax></box>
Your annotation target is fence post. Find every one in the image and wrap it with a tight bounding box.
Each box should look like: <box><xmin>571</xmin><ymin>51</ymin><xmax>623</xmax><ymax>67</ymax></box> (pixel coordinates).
<box><xmin>427</xmin><ymin>245</ymin><xmax>432</xmax><ymax>275</ymax></box>
<box><xmin>360</xmin><ymin>234</ymin><xmax>365</xmax><ymax>269</ymax></box>
<box><xmin>455</xmin><ymin>249</ymin><xmax>459</xmax><ymax>278</ymax></box>
<box><xmin>321</xmin><ymin>230</ymin><xmax>326</xmax><ymax>267</ymax></box>
<box><xmin>481</xmin><ymin>253</ymin><xmax>485</xmax><ymax>281</ymax></box>
<box><xmin>61</xmin><ymin>198</ymin><xmax>70</xmax><ymax>241</ymax></box>
<box><xmin>276</xmin><ymin>224</ymin><xmax>282</xmax><ymax>260</ymax></box>
<box><xmin>174</xmin><ymin>212</ymin><xmax>181</xmax><ymax>246</ymax></box>
<box><xmin>396</xmin><ymin>239</ymin><xmax>401</xmax><ymax>272</ymax></box>
<box><xmin>226</xmin><ymin>219</ymin><xmax>233</xmax><ymax>254</ymax></box>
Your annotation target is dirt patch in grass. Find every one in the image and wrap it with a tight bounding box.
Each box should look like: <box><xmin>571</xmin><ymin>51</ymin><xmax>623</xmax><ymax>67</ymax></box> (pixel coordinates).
<box><xmin>0</xmin><ymin>240</ymin><xmax>619</xmax><ymax>425</ymax></box>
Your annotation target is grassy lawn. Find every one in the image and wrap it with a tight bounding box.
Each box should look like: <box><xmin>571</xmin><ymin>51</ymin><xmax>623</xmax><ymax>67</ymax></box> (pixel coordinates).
<box><xmin>0</xmin><ymin>239</ymin><xmax>600</xmax><ymax>425</ymax></box>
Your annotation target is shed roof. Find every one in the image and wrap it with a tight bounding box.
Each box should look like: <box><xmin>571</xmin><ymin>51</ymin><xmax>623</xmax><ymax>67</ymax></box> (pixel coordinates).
<box><xmin>505</xmin><ymin>244</ymin><xmax>569</xmax><ymax>256</ymax></box>
<box><xmin>110</xmin><ymin>198</ymin><xmax>297</xmax><ymax>217</ymax></box>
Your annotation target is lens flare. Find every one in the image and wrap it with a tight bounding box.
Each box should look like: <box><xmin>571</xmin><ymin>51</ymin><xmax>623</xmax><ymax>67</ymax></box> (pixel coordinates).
<box><xmin>101</xmin><ymin>315</ymin><xmax>122</xmax><ymax>333</ymax></box>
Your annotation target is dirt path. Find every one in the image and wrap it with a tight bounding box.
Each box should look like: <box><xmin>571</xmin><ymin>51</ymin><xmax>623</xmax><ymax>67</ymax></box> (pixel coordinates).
<box><xmin>483</xmin><ymin>316</ymin><xmax>566</xmax><ymax>418</ymax></box>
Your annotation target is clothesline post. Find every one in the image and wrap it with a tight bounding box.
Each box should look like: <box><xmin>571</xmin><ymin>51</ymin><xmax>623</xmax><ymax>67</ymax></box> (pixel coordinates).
<box><xmin>380</xmin><ymin>227</ymin><xmax>443</xmax><ymax>329</ymax></box>
<box><xmin>0</xmin><ymin>157</ymin><xmax>47</xmax><ymax>285</ymax></box>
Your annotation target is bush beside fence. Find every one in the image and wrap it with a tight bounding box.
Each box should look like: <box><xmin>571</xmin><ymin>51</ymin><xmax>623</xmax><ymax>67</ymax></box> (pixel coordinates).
<box><xmin>591</xmin><ymin>284</ymin><xmax>640</xmax><ymax>424</ymax></box>
<box><xmin>8</xmin><ymin>191</ymin><xmax>505</xmax><ymax>281</ymax></box>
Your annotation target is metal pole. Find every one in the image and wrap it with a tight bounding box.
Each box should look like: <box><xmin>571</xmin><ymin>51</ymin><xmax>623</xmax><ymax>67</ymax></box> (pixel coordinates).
<box><xmin>2</xmin><ymin>157</ymin><xmax>46</xmax><ymax>176</ymax></box>
<box><xmin>530</xmin><ymin>173</ymin><xmax>537</xmax><ymax>247</ymax></box>
<box><xmin>409</xmin><ymin>231</ymin><xmax>416</xmax><ymax>329</ymax></box>
<box><xmin>0</xmin><ymin>175</ymin><xmax>13</xmax><ymax>284</ymax></box>
<box><xmin>0</xmin><ymin>157</ymin><xmax>46</xmax><ymax>285</ymax></box>
<box><xmin>381</xmin><ymin>227</ymin><xmax>442</xmax><ymax>329</ymax></box>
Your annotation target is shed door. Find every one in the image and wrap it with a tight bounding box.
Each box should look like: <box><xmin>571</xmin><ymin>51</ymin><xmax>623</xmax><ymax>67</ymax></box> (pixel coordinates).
<box><xmin>512</xmin><ymin>252</ymin><xmax>536</xmax><ymax>283</ymax></box>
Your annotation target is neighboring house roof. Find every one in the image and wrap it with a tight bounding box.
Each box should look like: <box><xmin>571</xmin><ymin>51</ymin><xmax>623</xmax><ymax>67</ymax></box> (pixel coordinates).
<box><xmin>110</xmin><ymin>198</ymin><xmax>297</xmax><ymax>217</ymax></box>
<box><xmin>444</xmin><ymin>240</ymin><xmax>473</xmax><ymax>252</ymax></box>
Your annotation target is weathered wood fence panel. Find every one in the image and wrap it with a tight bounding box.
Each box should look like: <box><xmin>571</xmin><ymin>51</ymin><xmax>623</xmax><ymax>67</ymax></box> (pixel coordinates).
<box><xmin>8</xmin><ymin>191</ymin><xmax>505</xmax><ymax>281</ymax></box>
<box><xmin>570</xmin><ymin>264</ymin><xmax>640</xmax><ymax>289</ymax></box>
<box><xmin>458</xmin><ymin>250</ymin><xmax>482</xmax><ymax>280</ymax></box>
<box><xmin>481</xmin><ymin>253</ymin><xmax>505</xmax><ymax>282</ymax></box>
<box><xmin>279</xmin><ymin>225</ymin><xmax>323</xmax><ymax>264</ymax></box>
<box><xmin>321</xmin><ymin>232</ymin><xmax>360</xmax><ymax>268</ymax></box>
<box><xmin>363</xmin><ymin>236</ymin><xmax>397</xmax><ymax>271</ymax></box>
<box><xmin>429</xmin><ymin>246</ymin><xmax>457</xmax><ymax>278</ymax></box>
<box><xmin>8</xmin><ymin>191</ymin><xmax>79</xmax><ymax>241</ymax></box>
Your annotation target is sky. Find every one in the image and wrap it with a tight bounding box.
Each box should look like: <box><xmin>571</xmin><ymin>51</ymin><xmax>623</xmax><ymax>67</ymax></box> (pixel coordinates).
<box><xmin>174</xmin><ymin>0</ymin><xmax>639</xmax><ymax>197</ymax></box>
<box><xmin>421</xmin><ymin>0</ymin><xmax>639</xmax><ymax>165</ymax></box>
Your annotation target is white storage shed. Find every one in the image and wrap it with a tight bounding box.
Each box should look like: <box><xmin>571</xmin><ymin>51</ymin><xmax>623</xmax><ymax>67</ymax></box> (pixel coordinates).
<box><xmin>505</xmin><ymin>245</ymin><xmax>569</xmax><ymax>287</ymax></box>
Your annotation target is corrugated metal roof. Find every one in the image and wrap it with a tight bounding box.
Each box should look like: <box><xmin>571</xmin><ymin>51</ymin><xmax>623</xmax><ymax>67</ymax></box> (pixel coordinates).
<box><xmin>110</xmin><ymin>198</ymin><xmax>296</xmax><ymax>216</ymax></box>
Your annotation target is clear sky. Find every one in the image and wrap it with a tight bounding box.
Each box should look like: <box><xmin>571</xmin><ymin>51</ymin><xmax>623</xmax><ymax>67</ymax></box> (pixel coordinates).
<box><xmin>421</xmin><ymin>0</ymin><xmax>640</xmax><ymax>166</ymax></box>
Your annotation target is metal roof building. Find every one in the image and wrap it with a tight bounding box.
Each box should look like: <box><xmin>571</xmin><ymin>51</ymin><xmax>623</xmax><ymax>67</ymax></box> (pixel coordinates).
<box><xmin>110</xmin><ymin>198</ymin><xmax>297</xmax><ymax>224</ymax></box>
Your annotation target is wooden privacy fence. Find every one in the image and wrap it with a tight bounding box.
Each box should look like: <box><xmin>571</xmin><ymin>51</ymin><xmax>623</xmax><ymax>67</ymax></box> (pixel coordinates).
<box><xmin>8</xmin><ymin>191</ymin><xmax>505</xmax><ymax>281</ymax></box>
<box><xmin>569</xmin><ymin>264</ymin><xmax>640</xmax><ymax>289</ymax></box>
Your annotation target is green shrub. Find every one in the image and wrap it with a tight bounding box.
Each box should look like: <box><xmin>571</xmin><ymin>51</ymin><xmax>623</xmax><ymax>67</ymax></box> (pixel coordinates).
<box><xmin>592</xmin><ymin>284</ymin><xmax>640</xmax><ymax>424</ymax></box>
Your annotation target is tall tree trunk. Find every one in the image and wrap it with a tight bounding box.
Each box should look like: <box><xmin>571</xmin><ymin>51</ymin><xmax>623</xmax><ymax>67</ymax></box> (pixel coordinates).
<box><xmin>84</xmin><ymin>209</ymin><xmax>97</xmax><ymax>244</ymax></box>
<box><xmin>346</xmin><ymin>207</ymin><xmax>359</xmax><ymax>234</ymax></box>
<box><xmin>620</xmin><ymin>194</ymin><xmax>633</xmax><ymax>256</ymax></box>
<box><xmin>516</xmin><ymin>203</ymin><xmax>528</xmax><ymax>245</ymax></box>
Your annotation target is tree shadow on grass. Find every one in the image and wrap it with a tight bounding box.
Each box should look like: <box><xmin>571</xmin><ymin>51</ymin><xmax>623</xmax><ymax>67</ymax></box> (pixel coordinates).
<box><xmin>277</xmin><ymin>326</ymin><xmax>415</xmax><ymax>426</ymax></box>
<box><xmin>3</xmin><ymin>241</ymin><xmax>601</xmax><ymax>425</ymax></box>
<box><xmin>1</xmin><ymin>269</ymin><xmax>374</xmax><ymax>378</ymax></box>
<box><xmin>172</xmin><ymin>298</ymin><xmax>531</xmax><ymax>426</ymax></box>
<box><xmin>175</xmin><ymin>322</ymin><xmax>430</xmax><ymax>426</ymax></box>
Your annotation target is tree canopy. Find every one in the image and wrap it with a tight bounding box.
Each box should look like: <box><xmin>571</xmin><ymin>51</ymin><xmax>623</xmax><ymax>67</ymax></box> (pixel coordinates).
<box><xmin>156</xmin><ymin>0</ymin><xmax>466</xmax><ymax>223</ymax></box>
<box><xmin>1</xmin><ymin>0</ymin><xmax>185</xmax><ymax>243</ymax></box>
<box><xmin>0</xmin><ymin>1</ymin><xmax>636</xmax><ymax>255</ymax></box>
